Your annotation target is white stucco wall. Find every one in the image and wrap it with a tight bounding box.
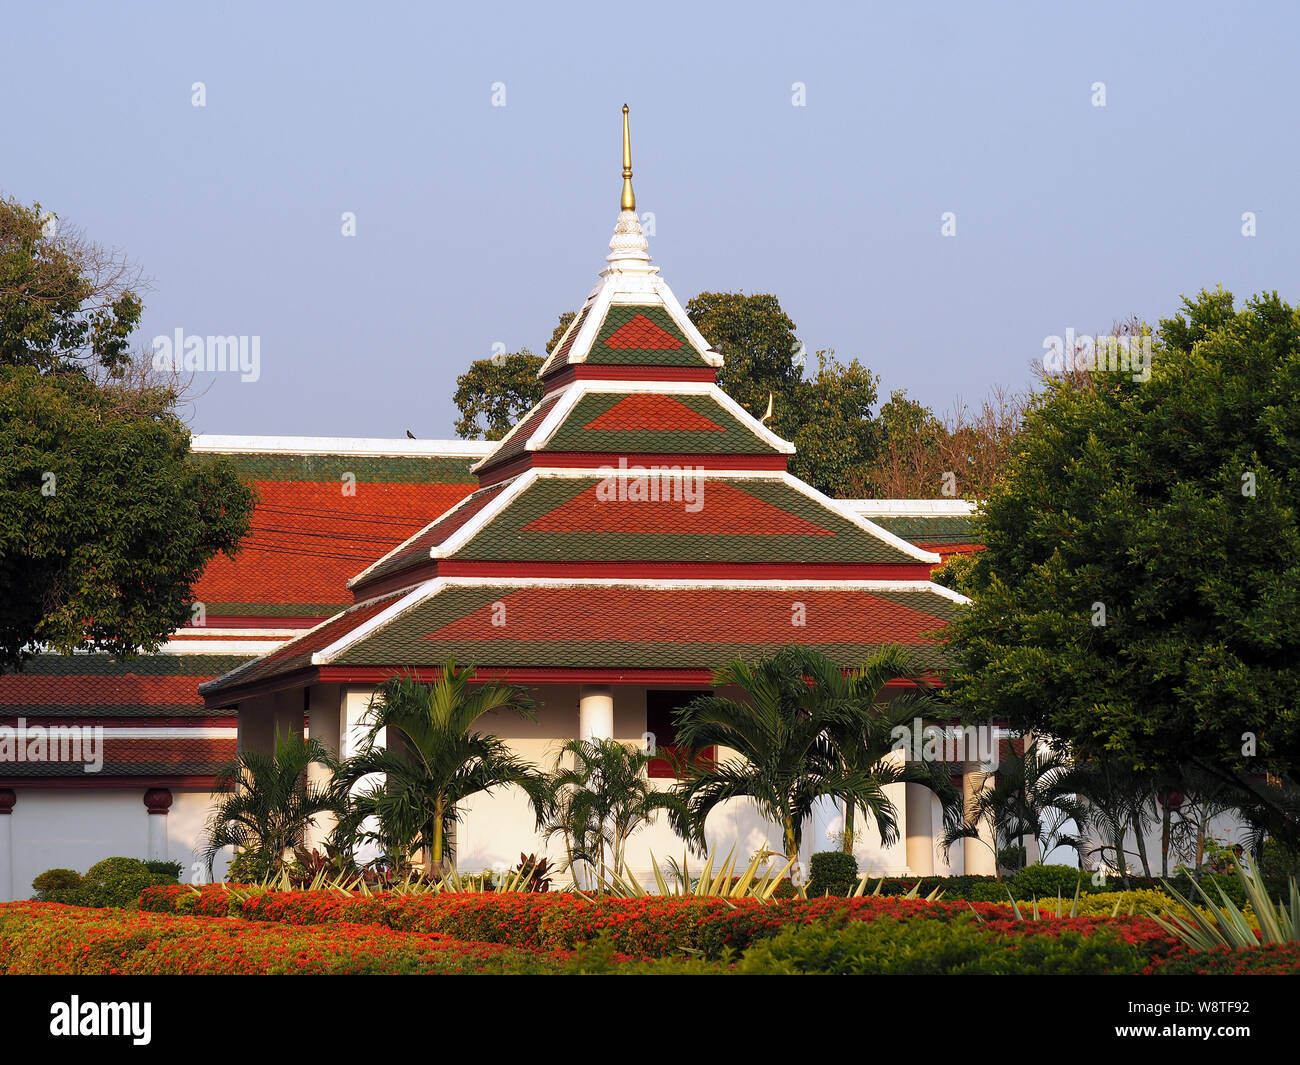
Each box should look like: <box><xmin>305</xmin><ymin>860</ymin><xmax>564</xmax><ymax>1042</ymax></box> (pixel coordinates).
<box><xmin>1</xmin><ymin>788</ymin><xmax>229</xmax><ymax>902</ymax></box>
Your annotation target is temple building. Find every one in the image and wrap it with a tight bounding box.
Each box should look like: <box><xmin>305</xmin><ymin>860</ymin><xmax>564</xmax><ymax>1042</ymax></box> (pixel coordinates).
<box><xmin>0</xmin><ymin>111</ymin><xmax>992</xmax><ymax>899</ymax></box>
<box><xmin>195</xmin><ymin>109</ymin><xmax>988</xmax><ymax>880</ymax></box>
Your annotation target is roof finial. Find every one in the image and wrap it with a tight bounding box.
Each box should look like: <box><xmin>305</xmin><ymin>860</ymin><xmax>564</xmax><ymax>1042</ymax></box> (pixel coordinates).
<box><xmin>620</xmin><ymin>104</ymin><xmax>635</xmax><ymax>212</ymax></box>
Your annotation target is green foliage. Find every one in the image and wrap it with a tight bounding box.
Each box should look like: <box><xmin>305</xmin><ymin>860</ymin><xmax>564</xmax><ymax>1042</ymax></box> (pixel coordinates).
<box><xmin>1009</xmin><ymin>864</ymin><xmax>1084</xmax><ymax>899</ymax></box>
<box><xmin>675</xmin><ymin>646</ymin><xmax>941</xmax><ymax>859</ymax></box>
<box><xmin>1150</xmin><ymin>859</ymin><xmax>1299</xmax><ymax>950</ymax></box>
<box><xmin>686</xmin><ymin>292</ymin><xmax>880</xmax><ymax>496</ymax></box>
<box><xmin>140</xmin><ymin>859</ymin><xmax>184</xmax><ymax>879</ymax></box>
<box><xmin>542</xmin><ymin>737</ymin><xmax>692</xmax><ymax>885</ymax></box>
<box><xmin>807</xmin><ymin>851</ymin><xmax>858</xmax><ymax>897</ymax></box>
<box><xmin>735</xmin><ymin>915</ymin><xmax>1143</xmax><ymax>974</ymax></box>
<box><xmin>333</xmin><ymin>664</ymin><xmax>546</xmax><ymax>869</ymax></box>
<box><xmin>452</xmin><ymin>349</ymin><xmax>545</xmax><ymax>440</ymax></box>
<box><xmin>1261</xmin><ymin>838</ymin><xmax>1300</xmax><ymax>896</ymax></box>
<box><xmin>0</xmin><ymin>366</ymin><xmax>254</xmax><ymax>671</ymax></box>
<box><xmin>32</xmin><ymin>856</ymin><xmax>177</xmax><ymax>908</ymax></box>
<box><xmin>0</xmin><ymin>198</ymin><xmax>141</xmax><ymax>374</ymax></box>
<box><xmin>941</xmin><ymin>288</ymin><xmax>1300</xmax><ymax>844</ymax></box>
<box><xmin>31</xmin><ymin>868</ymin><xmax>82</xmax><ymax>893</ymax></box>
<box><xmin>0</xmin><ymin>199</ymin><xmax>254</xmax><ymax>672</ymax></box>
<box><xmin>202</xmin><ymin>731</ymin><xmax>345</xmax><ymax>879</ymax></box>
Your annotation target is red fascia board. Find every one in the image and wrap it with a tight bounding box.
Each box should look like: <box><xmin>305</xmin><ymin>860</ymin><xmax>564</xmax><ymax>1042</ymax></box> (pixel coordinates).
<box><xmin>434</xmin><ymin>561</ymin><xmax>937</xmax><ymax>581</ymax></box>
<box><xmin>0</xmin><ymin>716</ymin><xmax>237</xmax><ymax>729</ymax></box>
<box><xmin>542</xmin><ymin>365</ymin><xmax>718</xmax><ymax>387</ymax></box>
<box><xmin>353</xmin><ymin>561</ymin><xmax>937</xmax><ymax>600</ymax></box>
<box><xmin>0</xmin><ymin>776</ymin><xmax>220</xmax><ymax>790</ymax></box>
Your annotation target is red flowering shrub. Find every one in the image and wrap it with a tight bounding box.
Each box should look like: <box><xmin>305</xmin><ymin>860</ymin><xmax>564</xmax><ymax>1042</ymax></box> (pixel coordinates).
<box><xmin>0</xmin><ymin>903</ymin><xmax>565</xmax><ymax>975</ymax></box>
<box><xmin>128</xmin><ymin>885</ymin><xmax>1297</xmax><ymax>973</ymax></box>
<box><xmin>1151</xmin><ymin>943</ymin><xmax>1300</xmax><ymax>975</ymax></box>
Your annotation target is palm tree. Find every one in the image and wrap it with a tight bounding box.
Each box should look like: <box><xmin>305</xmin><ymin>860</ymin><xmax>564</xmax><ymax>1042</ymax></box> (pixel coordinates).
<box><xmin>1058</xmin><ymin>755</ymin><xmax>1157</xmax><ymax>884</ymax></box>
<box><xmin>333</xmin><ymin>665</ymin><xmax>547</xmax><ymax>873</ymax></box>
<box><xmin>817</xmin><ymin>646</ymin><xmax>962</xmax><ymax>856</ymax></box>
<box><xmin>542</xmin><ymin>737</ymin><xmax>693</xmax><ymax>887</ymax></box>
<box><xmin>940</xmin><ymin>736</ymin><xmax>1086</xmax><ymax>876</ymax></box>
<box><xmin>201</xmin><ymin>730</ymin><xmax>344</xmax><ymax>879</ymax></box>
<box><xmin>673</xmin><ymin>646</ymin><xmax>908</xmax><ymax>861</ymax></box>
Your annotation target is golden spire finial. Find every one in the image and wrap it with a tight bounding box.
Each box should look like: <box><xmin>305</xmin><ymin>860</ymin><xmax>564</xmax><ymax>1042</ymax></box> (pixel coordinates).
<box><xmin>620</xmin><ymin>104</ymin><xmax>635</xmax><ymax>212</ymax></box>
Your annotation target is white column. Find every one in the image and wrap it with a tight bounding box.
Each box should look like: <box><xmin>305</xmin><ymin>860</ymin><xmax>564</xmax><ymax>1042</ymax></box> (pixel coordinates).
<box><xmin>905</xmin><ymin>782</ymin><xmax>935</xmax><ymax>875</ymax></box>
<box><xmin>343</xmin><ymin>687</ymin><xmax>384</xmax><ymax>867</ymax></box>
<box><xmin>881</xmin><ymin>749</ymin><xmax>908</xmax><ymax>875</ymax></box>
<box><xmin>0</xmin><ymin>790</ymin><xmax>14</xmax><ymax>903</ymax></box>
<box><xmin>578</xmin><ymin>685</ymin><xmax>614</xmax><ymax>741</ymax></box>
<box><xmin>306</xmin><ymin>685</ymin><xmax>343</xmax><ymax>853</ymax></box>
<box><xmin>144</xmin><ymin>788</ymin><xmax>172</xmax><ymax>860</ymax></box>
<box><xmin>963</xmin><ymin>768</ymin><xmax>998</xmax><ymax>876</ymax></box>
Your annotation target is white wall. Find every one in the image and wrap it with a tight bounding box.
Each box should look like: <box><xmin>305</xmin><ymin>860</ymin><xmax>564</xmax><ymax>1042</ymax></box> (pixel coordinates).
<box><xmin>2</xmin><ymin>788</ymin><xmax>228</xmax><ymax>902</ymax></box>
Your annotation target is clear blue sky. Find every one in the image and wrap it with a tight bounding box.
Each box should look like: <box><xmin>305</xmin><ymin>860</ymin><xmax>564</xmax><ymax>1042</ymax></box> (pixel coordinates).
<box><xmin>5</xmin><ymin>0</ymin><xmax>1297</xmax><ymax>438</ymax></box>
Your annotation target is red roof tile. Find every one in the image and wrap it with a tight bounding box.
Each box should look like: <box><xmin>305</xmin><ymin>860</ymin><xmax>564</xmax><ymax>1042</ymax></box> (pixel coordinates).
<box><xmin>604</xmin><ymin>313</ymin><xmax>683</xmax><ymax>350</ymax></box>
<box><xmin>193</xmin><ymin>480</ymin><xmax>475</xmax><ymax>611</ymax></box>
<box><xmin>522</xmin><ymin>481</ymin><xmax>834</xmax><ymax>537</ymax></box>
<box><xmin>582</xmin><ymin>393</ymin><xmax>726</xmax><ymax>432</ymax></box>
<box><xmin>422</xmin><ymin>586</ymin><xmax>947</xmax><ymax>645</ymax></box>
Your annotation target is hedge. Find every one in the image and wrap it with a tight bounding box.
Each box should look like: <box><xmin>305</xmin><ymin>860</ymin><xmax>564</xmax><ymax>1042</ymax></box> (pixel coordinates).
<box><xmin>0</xmin><ymin>903</ymin><xmax>566</xmax><ymax>975</ymax></box>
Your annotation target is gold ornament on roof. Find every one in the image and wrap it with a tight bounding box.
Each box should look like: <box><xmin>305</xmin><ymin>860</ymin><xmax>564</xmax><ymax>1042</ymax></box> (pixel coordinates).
<box><xmin>621</xmin><ymin>104</ymin><xmax>636</xmax><ymax>212</ymax></box>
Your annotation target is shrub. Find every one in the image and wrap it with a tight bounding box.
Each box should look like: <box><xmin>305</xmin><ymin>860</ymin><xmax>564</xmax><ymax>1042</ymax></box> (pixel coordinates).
<box><xmin>1152</xmin><ymin>943</ymin><xmax>1300</xmax><ymax>975</ymax></box>
<box><xmin>1009</xmin><ymin>865</ymin><xmax>1085</xmax><ymax>900</ymax></box>
<box><xmin>33</xmin><ymin>857</ymin><xmax>174</xmax><ymax>909</ymax></box>
<box><xmin>141</xmin><ymin>859</ymin><xmax>184</xmax><ymax>880</ymax></box>
<box><xmin>1260</xmin><ymin>840</ymin><xmax>1300</xmax><ymax>898</ymax></box>
<box><xmin>31</xmin><ymin>869</ymin><xmax>82</xmax><ymax>895</ymax></box>
<box><xmin>807</xmin><ymin>852</ymin><xmax>858</xmax><ymax>897</ymax></box>
<box><xmin>736</xmin><ymin>914</ymin><xmax>1145</xmax><ymax>975</ymax></box>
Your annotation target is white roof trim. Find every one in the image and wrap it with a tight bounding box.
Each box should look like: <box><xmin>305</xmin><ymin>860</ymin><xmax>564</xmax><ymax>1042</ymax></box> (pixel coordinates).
<box><xmin>840</xmin><ymin>499</ymin><xmax>979</xmax><ymax>517</ymax></box>
<box><xmin>347</xmin><ymin>475</ymin><xmax>522</xmax><ymax>589</ymax></box>
<box><xmin>191</xmin><ymin>434</ymin><xmax>493</xmax><ymax>458</ymax></box>
<box><xmin>431</xmin><ymin>470</ymin><xmax>538</xmax><ymax>559</ymax></box>
<box><xmin>423</xmin><ymin>574</ymin><xmax>967</xmax><ymax>602</ymax></box>
<box><xmin>510</xmin><ymin>379</ymin><xmax>794</xmax><ymax>456</ymax></box>
<box><xmin>312</xmin><ymin>580</ymin><xmax>452</xmax><ymax>665</ymax></box>
<box><xmin>469</xmin><ymin>385</ymin><xmax>573</xmax><ymax>473</ymax></box>
<box><xmin>161</xmin><ymin>639</ymin><xmax>293</xmax><ymax>655</ymax></box>
<box><xmin>776</xmin><ymin>473</ymin><xmax>942</xmax><ymax>565</ymax></box>
<box><xmin>198</xmin><ymin>588</ymin><xmax>410</xmax><ymax>693</ymax></box>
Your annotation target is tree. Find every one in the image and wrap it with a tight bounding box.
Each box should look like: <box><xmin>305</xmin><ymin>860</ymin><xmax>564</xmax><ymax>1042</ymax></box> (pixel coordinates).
<box><xmin>333</xmin><ymin>666</ymin><xmax>547</xmax><ymax>871</ymax></box>
<box><xmin>452</xmin><ymin>349</ymin><xmax>545</xmax><ymax>441</ymax></box>
<box><xmin>0</xmin><ymin>198</ymin><xmax>254</xmax><ymax>672</ymax></box>
<box><xmin>1057</xmin><ymin>756</ymin><xmax>1157</xmax><ymax>882</ymax></box>
<box><xmin>940</xmin><ymin>737</ymin><xmax>1086</xmax><ymax>876</ymax></box>
<box><xmin>687</xmin><ymin>292</ymin><xmax>803</xmax><ymax>415</ymax></box>
<box><xmin>201</xmin><ymin>731</ymin><xmax>344</xmax><ymax>880</ymax></box>
<box><xmin>940</xmin><ymin>288</ymin><xmax>1300</xmax><ymax>846</ymax></box>
<box><xmin>542</xmin><ymin>737</ymin><xmax>692</xmax><ymax>886</ymax></box>
<box><xmin>687</xmin><ymin>292</ymin><xmax>881</xmax><ymax>496</ymax></box>
<box><xmin>863</xmin><ymin>386</ymin><xmax>1026</xmax><ymax>499</ymax></box>
<box><xmin>818</xmin><ymin>646</ymin><xmax>961</xmax><ymax>855</ymax></box>
<box><xmin>0</xmin><ymin>199</ymin><xmax>142</xmax><ymax>374</ymax></box>
<box><xmin>451</xmin><ymin>312</ymin><xmax>574</xmax><ymax>441</ymax></box>
<box><xmin>673</xmin><ymin>646</ymin><xmax>910</xmax><ymax>860</ymax></box>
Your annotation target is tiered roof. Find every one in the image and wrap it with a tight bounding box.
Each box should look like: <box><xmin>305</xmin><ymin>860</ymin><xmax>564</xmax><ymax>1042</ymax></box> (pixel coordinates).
<box><xmin>201</xmin><ymin>109</ymin><xmax>966</xmax><ymax>704</ymax></box>
<box><xmin>0</xmin><ymin>437</ymin><xmax>487</xmax><ymax>786</ymax></box>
